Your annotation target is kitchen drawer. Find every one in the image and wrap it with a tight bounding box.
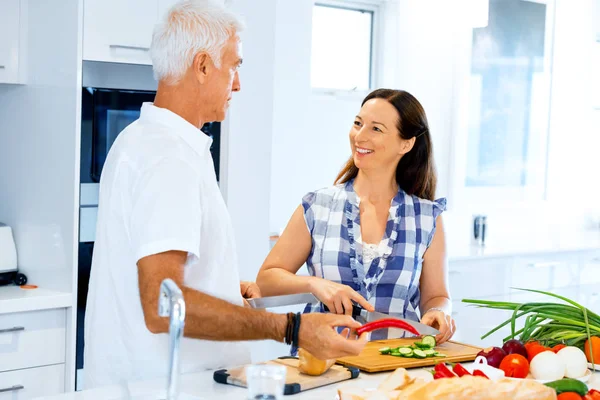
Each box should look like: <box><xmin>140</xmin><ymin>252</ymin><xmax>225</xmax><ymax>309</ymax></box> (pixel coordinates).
<box><xmin>448</xmin><ymin>258</ymin><xmax>512</xmax><ymax>300</ymax></box>
<box><xmin>0</xmin><ymin>309</ymin><xmax>66</xmax><ymax>372</ymax></box>
<box><xmin>451</xmin><ymin>296</ymin><xmax>515</xmax><ymax>347</ymax></box>
<box><xmin>580</xmin><ymin>252</ymin><xmax>600</xmax><ymax>286</ymax></box>
<box><xmin>509</xmin><ymin>255</ymin><xmax>563</xmax><ymax>293</ymax></box>
<box><xmin>0</xmin><ymin>364</ymin><xmax>64</xmax><ymax>400</ymax></box>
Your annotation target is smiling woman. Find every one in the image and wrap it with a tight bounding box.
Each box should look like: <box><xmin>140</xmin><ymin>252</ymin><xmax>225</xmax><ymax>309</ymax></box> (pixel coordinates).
<box><xmin>257</xmin><ymin>88</ymin><xmax>456</xmax><ymax>346</ymax></box>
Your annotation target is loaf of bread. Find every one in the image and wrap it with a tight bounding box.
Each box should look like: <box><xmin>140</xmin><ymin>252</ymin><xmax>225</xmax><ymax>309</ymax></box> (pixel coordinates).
<box><xmin>338</xmin><ymin>369</ymin><xmax>557</xmax><ymax>400</ymax></box>
<box><xmin>399</xmin><ymin>375</ymin><xmax>557</xmax><ymax>400</ymax></box>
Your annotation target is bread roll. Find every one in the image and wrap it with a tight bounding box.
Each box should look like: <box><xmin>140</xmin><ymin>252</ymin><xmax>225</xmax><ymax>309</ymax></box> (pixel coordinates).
<box><xmin>297</xmin><ymin>348</ymin><xmax>335</xmax><ymax>376</ymax></box>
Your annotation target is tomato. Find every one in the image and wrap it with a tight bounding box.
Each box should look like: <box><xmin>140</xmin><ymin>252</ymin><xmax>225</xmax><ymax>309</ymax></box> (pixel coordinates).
<box><xmin>584</xmin><ymin>337</ymin><xmax>600</xmax><ymax>364</ymax></box>
<box><xmin>552</xmin><ymin>344</ymin><xmax>567</xmax><ymax>353</ymax></box>
<box><xmin>557</xmin><ymin>393</ymin><xmax>583</xmax><ymax>400</ymax></box>
<box><xmin>585</xmin><ymin>389</ymin><xmax>600</xmax><ymax>400</ymax></box>
<box><xmin>527</xmin><ymin>344</ymin><xmax>550</xmax><ymax>362</ymax></box>
<box><xmin>499</xmin><ymin>354</ymin><xmax>529</xmax><ymax>379</ymax></box>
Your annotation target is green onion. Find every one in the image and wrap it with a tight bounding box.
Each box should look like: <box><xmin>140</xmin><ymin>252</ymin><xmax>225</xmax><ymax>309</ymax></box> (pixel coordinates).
<box><xmin>462</xmin><ymin>288</ymin><xmax>597</xmax><ymax>367</ymax></box>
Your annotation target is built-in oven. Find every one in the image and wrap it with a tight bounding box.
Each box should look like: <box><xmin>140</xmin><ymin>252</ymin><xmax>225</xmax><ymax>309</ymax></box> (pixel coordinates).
<box><xmin>76</xmin><ymin>85</ymin><xmax>221</xmax><ymax>386</ymax></box>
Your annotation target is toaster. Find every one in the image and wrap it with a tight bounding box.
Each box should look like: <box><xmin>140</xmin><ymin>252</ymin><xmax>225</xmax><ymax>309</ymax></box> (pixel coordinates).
<box><xmin>0</xmin><ymin>223</ymin><xmax>28</xmax><ymax>286</ymax></box>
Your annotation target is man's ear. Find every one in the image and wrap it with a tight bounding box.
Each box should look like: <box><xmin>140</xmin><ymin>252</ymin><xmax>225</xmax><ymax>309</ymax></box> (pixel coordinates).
<box><xmin>193</xmin><ymin>52</ymin><xmax>212</xmax><ymax>84</ymax></box>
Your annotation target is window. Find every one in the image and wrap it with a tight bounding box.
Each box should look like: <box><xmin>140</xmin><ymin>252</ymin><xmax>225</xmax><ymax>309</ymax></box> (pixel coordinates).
<box><xmin>464</xmin><ymin>0</ymin><xmax>554</xmax><ymax>199</ymax></box>
<box><xmin>310</xmin><ymin>2</ymin><xmax>376</xmax><ymax>91</ymax></box>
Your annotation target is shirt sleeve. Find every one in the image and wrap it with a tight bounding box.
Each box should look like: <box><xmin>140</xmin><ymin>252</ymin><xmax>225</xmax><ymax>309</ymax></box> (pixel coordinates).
<box><xmin>426</xmin><ymin>197</ymin><xmax>448</xmax><ymax>248</ymax></box>
<box><xmin>301</xmin><ymin>191</ymin><xmax>317</xmax><ymax>234</ymax></box>
<box><xmin>129</xmin><ymin>157</ymin><xmax>202</xmax><ymax>263</ymax></box>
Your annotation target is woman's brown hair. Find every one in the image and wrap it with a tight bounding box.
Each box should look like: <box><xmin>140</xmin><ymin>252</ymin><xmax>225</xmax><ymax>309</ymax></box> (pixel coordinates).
<box><xmin>334</xmin><ymin>89</ymin><xmax>437</xmax><ymax>201</ymax></box>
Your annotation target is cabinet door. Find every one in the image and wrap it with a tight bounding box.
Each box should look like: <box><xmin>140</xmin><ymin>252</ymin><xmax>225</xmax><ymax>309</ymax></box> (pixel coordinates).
<box><xmin>0</xmin><ymin>0</ymin><xmax>21</xmax><ymax>83</ymax></box>
<box><xmin>83</xmin><ymin>0</ymin><xmax>158</xmax><ymax>65</ymax></box>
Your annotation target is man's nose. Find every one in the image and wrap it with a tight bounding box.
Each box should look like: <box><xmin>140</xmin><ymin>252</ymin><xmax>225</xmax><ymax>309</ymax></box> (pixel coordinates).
<box><xmin>232</xmin><ymin>70</ymin><xmax>241</xmax><ymax>92</ymax></box>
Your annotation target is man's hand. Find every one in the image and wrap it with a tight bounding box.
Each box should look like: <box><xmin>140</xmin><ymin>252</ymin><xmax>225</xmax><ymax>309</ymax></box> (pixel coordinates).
<box><xmin>240</xmin><ymin>281</ymin><xmax>261</xmax><ymax>307</ymax></box>
<box><xmin>298</xmin><ymin>313</ymin><xmax>367</xmax><ymax>360</ymax></box>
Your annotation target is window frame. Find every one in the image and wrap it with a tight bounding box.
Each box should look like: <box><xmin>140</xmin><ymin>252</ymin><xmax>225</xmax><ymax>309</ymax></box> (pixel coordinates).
<box><xmin>310</xmin><ymin>0</ymin><xmax>382</xmax><ymax>98</ymax></box>
<box><xmin>447</xmin><ymin>0</ymin><xmax>557</xmax><ymax>212</ymax></box>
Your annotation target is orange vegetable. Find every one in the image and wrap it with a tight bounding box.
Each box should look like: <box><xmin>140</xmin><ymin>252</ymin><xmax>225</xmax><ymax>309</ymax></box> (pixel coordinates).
<box><xmin>527</xmin><ymin>344</ymin><xmax>550</xmax><ymax>362</ymax></box>
<box><xmin>552</xmin><ymin>344</ymin><xmax>567</xmax><ymax>353</ymax></box>
<box><xmin>499</xmin><ymin>354</ymin><xmax>529</xmax><ymax>379</ymax></box>
<box><xmin>557</xmin><ymin>393</ymin><xmax>583</xmax><ymax>400</ymax></box>
<box><xmin>584</xmin><ymin>337</ymin><xmax>600</xmax><ymax>364</ymax></box>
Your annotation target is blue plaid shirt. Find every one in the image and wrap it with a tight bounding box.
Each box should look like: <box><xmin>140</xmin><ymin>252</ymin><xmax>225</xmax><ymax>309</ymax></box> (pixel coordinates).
<box><xmin>301</xmin><ymin>179</ymin><xmax>446</xmax><ymax>340</ymax></box>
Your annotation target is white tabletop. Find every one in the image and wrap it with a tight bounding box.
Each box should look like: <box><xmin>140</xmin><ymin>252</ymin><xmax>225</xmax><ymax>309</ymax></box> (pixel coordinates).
<box><xmin>36</xmin><ymin>365</ymin><xmax>600</xmax><ymax>400</ymax></box>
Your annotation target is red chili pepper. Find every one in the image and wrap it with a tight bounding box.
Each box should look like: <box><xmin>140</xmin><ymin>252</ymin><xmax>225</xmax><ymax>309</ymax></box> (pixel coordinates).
<box><xmin>433</xmin><ymin>363</ymin><xmax>456</xmax><ymax>379</ymax></box>
<box><xmin>473</xmin><ymin>369</ymin><xmax>490</xmax><ymax>379</ymax></box>
<box><xmin>356</xmin><ymin>318</ymin><xmax>420</xmax><ymax>336</ymax></box>
<box><xmin>451</xmin><ymin>363</ymin><xmax>472</xmax><ymax>377</ymax></box>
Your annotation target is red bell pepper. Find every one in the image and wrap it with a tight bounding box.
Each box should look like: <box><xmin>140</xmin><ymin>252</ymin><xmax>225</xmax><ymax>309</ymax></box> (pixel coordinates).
<box><xmin>433</xmin><ymin>363</ymin><xmax>456</xmax><ymax>379</ymax></box>
<box><xmin>473</xmin><ymin>369</ymin><xmax>490</xmax><ymax>379</ymax></box>
<box><xmin>451</xmin><ymin>363</ymin><xmax>472</xmax><ymax>377</ymax></box>
<box><xmin>356</xmin><ymin>318</ymin><xmax>420</xmax><ymax>336</ymax></box>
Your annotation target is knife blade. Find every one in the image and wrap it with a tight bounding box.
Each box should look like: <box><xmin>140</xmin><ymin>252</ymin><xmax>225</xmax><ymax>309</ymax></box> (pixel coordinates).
<box><xmin>357</xmin><ymin>308</ymin><xmax>440</xmax><ymax>336</ymax></box>
<box><xmin>323</xmin><ymin>304</ymin><xmax>440</xmax><ymax>336</ymax></box>
<box><xmin>246</xmin><ymin>293</ymin><xmax>320</xmax><ymax>309</ymax></box>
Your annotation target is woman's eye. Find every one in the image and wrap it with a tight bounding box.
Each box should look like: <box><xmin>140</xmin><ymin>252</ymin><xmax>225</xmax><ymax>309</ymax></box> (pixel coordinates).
<box><xmin>353</xmin><ymin>121</ymin><xmax>362</xmax><ymax>127</ymax></box>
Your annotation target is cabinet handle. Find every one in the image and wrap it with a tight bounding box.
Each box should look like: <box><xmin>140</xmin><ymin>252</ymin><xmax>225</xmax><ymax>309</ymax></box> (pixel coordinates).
<box><xmin>0</xmin><ymin>65</ymin><xmax>5</xmax><ymax>69</ymax></box>
<box><xmin>527</xmin><ymin>262</ymin><xmax>561</xmax><ymax>268</ymax></box>
<box><xmin>0</xmin><ymin>326</ymin><xmax>25</xmax><ymax>334</ymax></box>
<box><xmin>0</xmin><ymin>385</ymin><xmax>24</xmax><ymax>393</ymax></box>
<box><xmin>109</xmin><ymin>44</ymin><xmax>150</xmax><ymax>52</ymax></box>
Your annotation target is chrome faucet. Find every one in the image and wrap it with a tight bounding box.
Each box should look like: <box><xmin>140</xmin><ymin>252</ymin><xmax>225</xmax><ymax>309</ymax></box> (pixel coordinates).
<box><xmin>158</xmin><ymin>279</ymin><xmax>186</xmax><ymax>400</ymax></box>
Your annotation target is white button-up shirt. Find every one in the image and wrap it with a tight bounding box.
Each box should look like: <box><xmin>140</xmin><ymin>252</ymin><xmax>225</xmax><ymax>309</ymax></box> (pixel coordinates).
<box><xmin>84</xmin><ymin>103</ymin><xmax>250</xmax><ymax>389</ymax></box>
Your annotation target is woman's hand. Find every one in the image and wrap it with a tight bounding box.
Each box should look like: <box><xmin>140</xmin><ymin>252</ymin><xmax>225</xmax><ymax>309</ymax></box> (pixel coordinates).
<box><xmin>240</xmin><ymin>281</ymin><xmax>261</xmax><ymax>307</ymax></box>
<box><xmin>420</xmin><ymin>309</ymin><xmax>456</xmax><ymax>344</ymax></box>
<box><xmin>309</xmin><ymin>277</ymin><xmax>374</xmax><ymax>315</ymax></box>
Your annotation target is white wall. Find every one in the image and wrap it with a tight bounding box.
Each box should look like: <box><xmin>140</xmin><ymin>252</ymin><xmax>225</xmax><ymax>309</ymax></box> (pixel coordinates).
<box><xmin>269</xmin><ymin>0</ymin><xmax>466</xmax><ymax>234</ymax></box>
<box><xmin>546</xmin><ymin>0</ymin><xmax>597</xmax><ymax>205</ymax></box>
<box><xmin>224</xmin><ymin>0</ymin><xmax>277</xmax><ymax>281</ymax></box>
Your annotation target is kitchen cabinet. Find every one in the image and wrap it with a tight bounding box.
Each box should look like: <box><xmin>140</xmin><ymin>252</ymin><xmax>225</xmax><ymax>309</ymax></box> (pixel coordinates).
<box><xmin>83</xmin><ymin>0</ymin><xmax>158</xmax><ymax>65</ymax></box>
<box><xmin>0</xmin><ymin>309</ymin><xmax>67</xmax><ymax>399</ymax></box>
<box><xmin>0</xmin><ymin>0</ymin><xmax>25</xmax><ymax>84</ymax></box>
<box><xmin>0</xmin><ymin>364</ymin><xmax>64</xmax><ymax>400</ymax></box>
<box><xmin>83</xmin><ymin>0</ymin><xmax>183</xmax><ymax>65</ymax></box>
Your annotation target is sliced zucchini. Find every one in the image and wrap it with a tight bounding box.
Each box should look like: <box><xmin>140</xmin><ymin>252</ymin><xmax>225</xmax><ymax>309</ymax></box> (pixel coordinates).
<box><xmin>424</xmin><ymin>349</ymin><xmax>436</xmax><ymax>357</ymax></box>
<box><xmin>399</xmin><ymin>348</ymin><xmax>413</xmax><ymax>357</ymax></box>
<box><xmin>413</xmin><ymin>349</ymin><xmax>427</xmax><ymax>359</ymax></box>
<box><xmin>390</xmin><ymin>351</ymin><xmax>403</xmax><ymax>357</ymax></box>
<box><xmin>379</xmin><ymin>347</ymin><xmax>391</xmax><ymax>355</ymax></box>
<box><xmin>414</xmin><ymin>342</ymin><xmax>433</xmax><ymax>350</ymax></box>
<box><xmin>434</xmin><ymin>352</ymin><xmax>447</xmax><ymax>357</ymax></box>
<box><xmin>421</xmin><ymin>335</ymin><xmax>437</xmax><ymax>348</ymax></box>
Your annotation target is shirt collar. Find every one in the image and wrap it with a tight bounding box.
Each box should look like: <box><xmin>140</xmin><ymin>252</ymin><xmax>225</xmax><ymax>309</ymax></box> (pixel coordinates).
<box><xmin>345</xmin><ymin>178</ymin><xmax>406</xmax><ymax>207</ymax></box>
<box><xmin>139</xmin><ymin>102</ymin><xmax>213</xmax><ymax>155</ymax></box>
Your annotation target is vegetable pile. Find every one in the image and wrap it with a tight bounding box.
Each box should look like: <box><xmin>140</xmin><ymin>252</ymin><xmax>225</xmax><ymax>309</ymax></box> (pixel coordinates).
<box><xmin>378</xmin><ymin>335</ymin><xmax>447</xmax><ymax>359</ymax></box>
<box><xmin>463</xmin><ymin>288</ymin><xmax>599</xmax><ymax>367</ymax></box>
<box><xmin>463</xmin><ymin>288</ymin><xmax>600</xmax><ymax>399</ymax></box>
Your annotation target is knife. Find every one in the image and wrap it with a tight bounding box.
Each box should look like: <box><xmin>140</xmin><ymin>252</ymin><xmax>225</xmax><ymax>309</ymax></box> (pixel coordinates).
<box><xmin>324</xmin><ymin>304</ymin><xmax>440</xmax><ymax>336</ymax></box>
<box><xmin>246</xmin><ymin>293</ymin><xmax>320</xmax><ymax>309</ymax></box>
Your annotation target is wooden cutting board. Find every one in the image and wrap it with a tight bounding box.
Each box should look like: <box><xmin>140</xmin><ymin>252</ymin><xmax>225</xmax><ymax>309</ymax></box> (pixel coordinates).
<box><xmin>336</xmin><ymin>339</ymin><xmax>482</xmax><ymax>373</ymax></box>
<box><xmin>213</xmin><ymin>356</ymin><xmax>359</xmax><ymax>395</ymax></box>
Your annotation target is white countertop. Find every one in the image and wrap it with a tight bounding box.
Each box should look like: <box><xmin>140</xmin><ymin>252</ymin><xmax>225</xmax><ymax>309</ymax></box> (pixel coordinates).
<box><xmin>446</xmin><ymin>228</ymin><xmax>600</xmax><ymax>262</ymax></box>
<box><xmin>35</xmin><ymin>365</ymin><xmax>600</xmax><ymax>400</ymax></box>
<box><xmin>0</xmin><ymin>286</ymin><xmax>72</xmax><ymax>314</ymax></box>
